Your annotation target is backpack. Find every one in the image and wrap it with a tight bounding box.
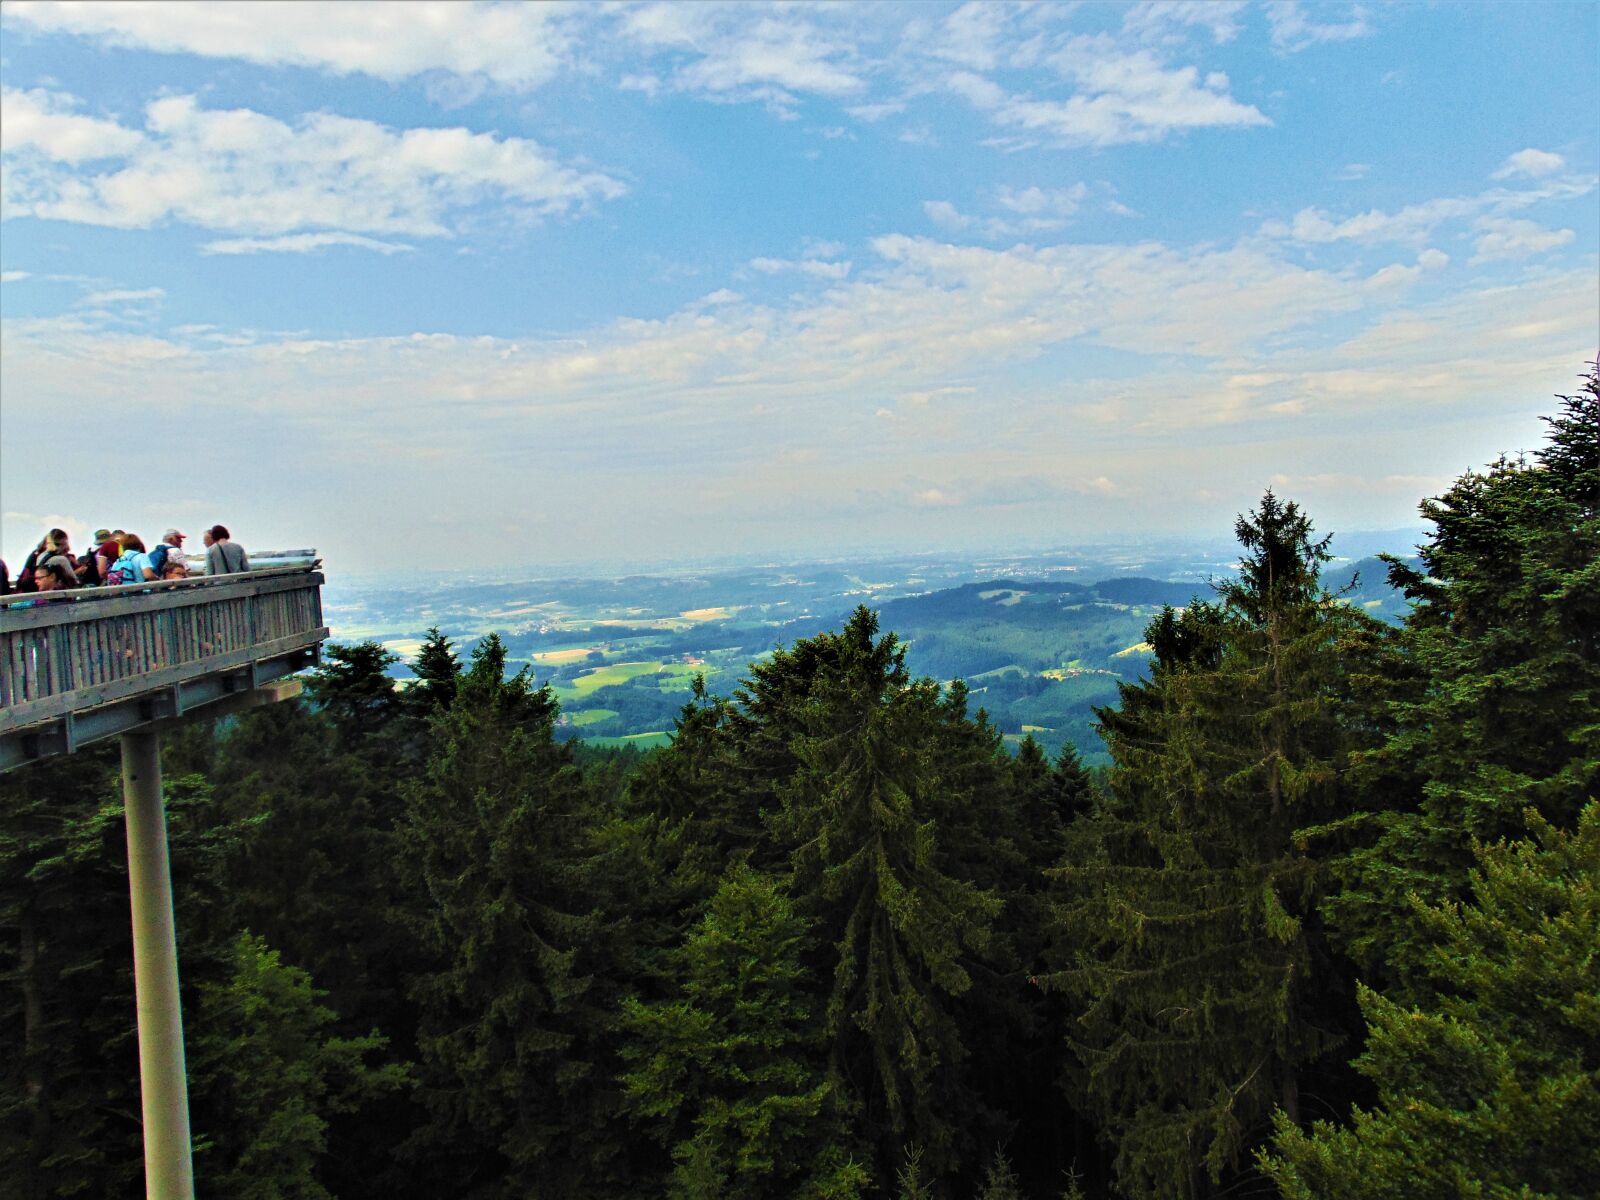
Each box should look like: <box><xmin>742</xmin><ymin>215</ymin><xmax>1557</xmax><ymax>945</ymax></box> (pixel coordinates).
<box><xmin>148</xmin><ymin>544</ymin><xmax>170</xmax><ymax>575</ymax></box>
<box><xmin>104</xmin><ymin>553</ymin><xmax>140</xmax><ymax>587</ymax></box>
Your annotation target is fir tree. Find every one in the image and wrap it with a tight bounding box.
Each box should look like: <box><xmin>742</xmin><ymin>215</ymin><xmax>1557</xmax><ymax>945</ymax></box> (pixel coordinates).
<box><xmin>1330</xmin><ymin>371</ymin><xmax>1600</xmax><ymax>985</ymax></box>
<box><xmin>768</xmin><ymin>607</ymin><xmax>1002</xmax><ymax>1179</ymax></box>
<box><xmin>399</xmin><ymin>634</ymin><xmax>623</xmax><ymax>1198</ymax></box>
<box><xmin>189</xmin><ymin>932</ymin><xmax>408</xmax><ymax>1200</ymax></box>
<box><xmin>1261</xmin><ymin>804</ymin><xmax>1600</xmax><ymax>1199</ymax></box>
<box><xmin>1044</xmin><ymin>494</ymin><xmax>1386</xmax><ymax>1199</ymax></box>
<box><xmin>619</xmin><ymin>863</ymin><xmax>867</xmax><ymax>1199</ymax></box>
<box><xmin>409</xmin><ymin>626</ymin><xmax>461</xmax><ymax>712</ymax></box>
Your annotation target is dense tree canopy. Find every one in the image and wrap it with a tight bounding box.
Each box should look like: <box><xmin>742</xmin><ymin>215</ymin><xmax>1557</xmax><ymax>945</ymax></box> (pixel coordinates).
<box><xmin>4</xmin><ymin>369</ymin><xmax>1593</xmax><ymax>1199</ymax></box>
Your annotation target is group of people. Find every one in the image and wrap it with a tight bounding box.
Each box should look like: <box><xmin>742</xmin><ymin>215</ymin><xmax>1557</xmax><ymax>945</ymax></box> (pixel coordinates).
<box><xmin>1</xmin><ymin>525</ymin><xmax>249</xmax><ymax>596</ymax></box>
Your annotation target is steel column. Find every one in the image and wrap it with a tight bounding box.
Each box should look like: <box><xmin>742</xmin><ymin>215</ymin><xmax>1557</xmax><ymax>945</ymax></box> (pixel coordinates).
<box><xmin>120</xmin><ymin>730</ymin><xmax>195</xmax><ymax>1200</ymax></box>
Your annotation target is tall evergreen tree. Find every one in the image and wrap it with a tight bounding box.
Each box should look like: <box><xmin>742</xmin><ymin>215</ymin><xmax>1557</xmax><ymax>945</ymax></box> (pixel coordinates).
<box><xmin>1330</xmin><ymin>372</ymin><xmax>1600</xmax><ymax>985</ymax></box>
<box><xmin>766</xmin><ymin>608</ymin><xmax>1002</xmax><ymax>1179</ymax></box>
<box><xmin>619</xmin><ymin>863</ymin><xmax>867</xmax><ymax>1199</ymax></box>
<box><xmin>409</xmin><ymin>627</ymin><xmax>461</xmax><ymax>713</ymax></box>
<box><xmin>1044</xmin><ymin>494</ymin><xmax>1388</xmax><ymax>1199</ymax></box>
<box><xmin>1261</xmin><ymin>804</ymin><xmax>1600</xmax><ymax>1199</ymax></box>
<box><xmin>189</xmin><ymin>932</ymin><xmax>407</xmax><ymax>1200</ymax></box>
<box><xmin>399</xmin><ymin>634</ymin><xmax>624</xmax><ymax>1198</ymax></box>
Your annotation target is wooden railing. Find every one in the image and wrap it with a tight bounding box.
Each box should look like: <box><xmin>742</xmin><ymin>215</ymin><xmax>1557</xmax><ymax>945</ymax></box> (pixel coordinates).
<box><xmin>0</xmin><ymin>564</ymin><xmax>328</xmax><ymax>757</ymax></box>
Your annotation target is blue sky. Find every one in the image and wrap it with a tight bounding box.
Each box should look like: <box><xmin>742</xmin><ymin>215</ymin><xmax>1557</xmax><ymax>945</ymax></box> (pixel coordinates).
<box><xmin>2</xmin><ymin>1</ymin><xmax>1596</xmax><ymax>574</ymax></box>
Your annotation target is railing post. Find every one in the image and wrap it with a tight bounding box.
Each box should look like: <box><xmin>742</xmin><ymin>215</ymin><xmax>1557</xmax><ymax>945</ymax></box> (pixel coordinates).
<box><xmin>121</xmin><ymin>730</ymin><xmax>195</xmax><ymax>1200</ymax></box>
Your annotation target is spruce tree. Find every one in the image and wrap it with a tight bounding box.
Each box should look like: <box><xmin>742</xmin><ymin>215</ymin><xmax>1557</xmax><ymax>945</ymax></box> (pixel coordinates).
<box><xmin>399</xmin><ymin>634</ymin><xmax>622</xmax><ymax>1198</ymax></box>
<box><xmin>1261</xmin><ymin>804</ymin><xmax>1600</xmax><ymax>1199</ymax></box>
<box><xmin>1044</xmin><ymin>494</ymin><xmax>1387</xmax><ymax>1199</ymax></box>
<box><xmin>1330</xmin><ymin>372</ymin><xmax>1600</xmax><ymax>985</ymax></box>
<box><xmin>189</xmin><ymin>933</ymin><xmax>407</xmax><ymax>1200</ymax></box>
<box><xmin>767</xmin><ymin>607</ymin><xmax>1002</xmax><ymax>1179</ymax></box>
<box><xmin>619</xmin><ymin>863</ymin><xmax>867</xmax><ymax>1199</ymax></box>
<box><xmin>409</xmin><ymin>627</ymin><xmax>461</xmax><ymax>712</ymax></box>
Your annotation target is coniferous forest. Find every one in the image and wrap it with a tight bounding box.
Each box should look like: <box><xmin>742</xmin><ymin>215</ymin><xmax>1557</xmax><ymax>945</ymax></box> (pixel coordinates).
<box><xmin>3</xmin><ymin>373</ymin><xmax>1596</xmax><ymax>1199</ymax></box>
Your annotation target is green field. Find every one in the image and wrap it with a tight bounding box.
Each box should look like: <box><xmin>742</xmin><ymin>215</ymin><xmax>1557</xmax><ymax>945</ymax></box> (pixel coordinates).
<box><xmin>566</xmin><ymin>708</ymin><xmax>619</xmax><ymax>727</ymax></box>
<box><xmin>586</xmin><ymin>731</ymin><xmax>673</xmax><ymax>749</ymax></box>
<box><xmin>552</xmin><ymin>660</ymin><xmax>670</xmax><ymax>703</ymax></box>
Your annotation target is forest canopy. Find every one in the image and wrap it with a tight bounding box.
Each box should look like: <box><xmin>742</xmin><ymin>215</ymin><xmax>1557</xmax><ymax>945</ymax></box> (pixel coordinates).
<box><xmin>3</xmin><ymin>369</ymin><xmax>1596</xmax><ymax>1199</ymax></box>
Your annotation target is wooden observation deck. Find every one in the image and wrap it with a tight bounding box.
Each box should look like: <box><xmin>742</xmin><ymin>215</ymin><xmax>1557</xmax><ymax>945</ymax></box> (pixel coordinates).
<box><xmin>0</xmin><ymin>560</ymin><xmax>328</xmax><ymax>769</ymax></box>
<box><xmin>1</xmin><ymin>555</ymin><xmax>328</xmax><ymax>1199</ymax></box>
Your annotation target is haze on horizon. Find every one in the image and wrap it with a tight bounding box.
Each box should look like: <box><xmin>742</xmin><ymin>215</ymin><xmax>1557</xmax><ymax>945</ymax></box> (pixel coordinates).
<box><xmin>1</xmin><ymin>1</ymin><xmax>1596</xmax><ymax>576</ymax></box>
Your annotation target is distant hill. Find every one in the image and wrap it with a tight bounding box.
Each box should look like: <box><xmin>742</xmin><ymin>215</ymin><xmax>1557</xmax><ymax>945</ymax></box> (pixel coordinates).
<box><xmin>872</xmin><ymin>564</ymin><xmax>1412</xmax><ymax>763</ymax></box>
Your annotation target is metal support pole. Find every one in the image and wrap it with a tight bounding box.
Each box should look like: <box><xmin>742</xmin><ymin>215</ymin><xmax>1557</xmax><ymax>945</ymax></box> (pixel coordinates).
<box><xmin>121</xmin><ymin>730</ymin><xmax>195</xmax><ymax>1200</ymax></box>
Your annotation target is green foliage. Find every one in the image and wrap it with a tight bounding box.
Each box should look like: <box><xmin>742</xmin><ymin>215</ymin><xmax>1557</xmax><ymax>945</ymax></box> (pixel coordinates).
<box><xmin>399</xmin><ymin>633</ymin><xmax>624</xmax><ymax>1198</ymax></box>
<box><xmin>306</xmin><ymin>641</ymin><xmax>400</xmax><ymax>750</ymax></box>
<box><xmin>1045</xmin><ymin>493</ymin><xmax>1388</xmax><ymax>1200</ymax></box>
<box><xmin>1261</xmin><ymin>804</ymin><xmax>1600</xmax><ymax>1199</ymax></box>
<box><xmin>619</xmin><ymin>863</ymin><xmax>864</xmax><ymax>1199</ymax></box>
<box><xmin>978</xmin><ymin>1149</ymin><xmax>1025</xmax><ymax>1200</ymax></box>
<box><xmin>1332</xmin><ymin>370</ymin><xmax>1600</xmax><ymax>988</ymax></box>
<box><xmin>190</xmin><ymin>932</ymin><xmax>407</xmax><ymax>1200</ymax></box>
<box><xmin>767</xmin><ymin>608</ymin><xmax>1002</xmax><ymax>1176</ymax></box>
<box><xmin>409</xmin><ymin>626</ymin><xmax>461</xmax><ymax>713</ymax></box>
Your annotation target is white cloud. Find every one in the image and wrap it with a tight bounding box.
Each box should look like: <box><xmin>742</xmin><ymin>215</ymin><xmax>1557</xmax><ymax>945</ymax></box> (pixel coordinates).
<box><xmin>619</xmin><ymin>4</ymin><xmax>864</xmax><ymax>112</ymax></box>
<box><xmin>1264</xmin><ymin>175</ymin><xmax>1595</xmax><ymax>246</ymax></box>
<box><xmin>1492</xmin><ymin>148</ymin><xmax>1567</xmax><ymax>180</ymax></box>
<box><xmin>1121</xmin><ymin>1</ymin><xmax>1248</xmax><ymax>46</ymax></box>
<box><xmin>925</xmin><ymin>185</ymin><xmax>1091</xmax><ymax>239</ymax></box>
<box><xmin>203</xmin><ymin>232</ymin><xmax>414</xmax><ymax>256</ymax></box>
<box><xmin>1336</xmin><ymin>163</ymin><xmax>1370</xmax><ymax>181</ymax></box>
<box><xmin>748</xmin><ymin>256</ymin><xmax>852</xmax><ymax>280</ymax></box>
<box><xmin>846</xmin><ymin>101</ymin><xmax>906</xmax><ymax>122</ymax></box>
<box><xmin>924</xmin><ymin>201</ymin><xmax>971</xmax><ymax>232</ymax></box>
<box><xmin>2</xmin><ymin>0</ymin><xmax>579</xmax><ymax>90</ymax></box>
<box><xmin>1264</xmin><ymin>1</ymin><xmax>1371</xmax><ymax>53</ymax></box>
<box><xmin>996</xmin><ymin>184</ymin><xmax>1089</xmax><ymax>217</ymax></box>
<box><xmin>1470</xmin><ymin>217</ymin><xmax>1576</xmax><ymax>263</ymax></box>
<box><xmin>1</xmin><ymin>89</ymin><xmax>623</xmax><ymax>237</ymax></box>
<box><xmin>82</xmin><ymin>286</ymin><xmax>164</xmax><ymax>304</ymax></box>
<box><xmin>0</xmin><ymin>86</ymin><xmax>146</xmax><ymax>161</ymax></box>
<box><xmin>948</xmin><ymin>36</ymin><xmax>1270</xmax><ymax>148</ymax></box>
<box><xmin>1417</xmin><ymin>249</ymin><xmax>1450</xmax><ymax>270</ymax></box>
<box><xmin>1</xmin><ymin>270</ymin><xmax>31</xmax><ymax>283</ymax></box>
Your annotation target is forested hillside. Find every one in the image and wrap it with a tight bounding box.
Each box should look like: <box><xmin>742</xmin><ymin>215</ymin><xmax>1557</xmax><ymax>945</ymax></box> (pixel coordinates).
<box><xmin>3</xmin><ymin>373</ymin><xmax>1595</xmax><ymax>1199</ymax></box>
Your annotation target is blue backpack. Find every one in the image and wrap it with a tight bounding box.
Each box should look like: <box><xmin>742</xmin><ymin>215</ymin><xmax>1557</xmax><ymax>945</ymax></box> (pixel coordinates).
<box><xmin>104</xmin><ymin>552</ymin><xmax>141</xmax><ymax>587</ymax></box>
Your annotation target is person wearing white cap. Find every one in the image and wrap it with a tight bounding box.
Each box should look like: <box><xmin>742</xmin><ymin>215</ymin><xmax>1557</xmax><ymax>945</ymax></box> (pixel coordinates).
<box><xmin>152</xmin><ymin>528</ymin><xmax>188</xmax><ymax>578</ymax></box>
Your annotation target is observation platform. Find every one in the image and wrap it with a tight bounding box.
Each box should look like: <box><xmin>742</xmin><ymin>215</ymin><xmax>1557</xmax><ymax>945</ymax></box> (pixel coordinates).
<box><xmin>0</xmin><ymin>559</ymin><xmax>328</xmax><ymax>770</ymax></box>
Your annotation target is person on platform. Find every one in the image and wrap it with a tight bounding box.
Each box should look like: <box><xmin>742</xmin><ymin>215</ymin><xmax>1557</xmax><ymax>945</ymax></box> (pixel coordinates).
<box><xmin>105</xmin><ymin>534</ymin><xmax>156</xmax><ymax>586</ymax></box>
<box><xmin>15</xmin><ymin>528</ymin><xmax>70</xmax><ymax>592</ymax></box>
<box><xmin>206</xmin><ymin>525</ymin><xmax>250</xmax><ymax>575</ymax></box>
<box><xmin>150</xmin><ymin>528</ymin><xmax>188</xmax><ymax>577</ymax></box>
<box><xmin>34</xmin><ymin>552</ymin><xmax>80</xmax><ymax>591</ymax></box>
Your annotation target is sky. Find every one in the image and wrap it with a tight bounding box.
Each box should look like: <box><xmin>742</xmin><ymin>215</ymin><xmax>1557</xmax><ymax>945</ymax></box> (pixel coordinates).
<box><xmin>2</xmin><ymin>0</ymin><xmax>1596</xmax><ymax>576</ymax></box>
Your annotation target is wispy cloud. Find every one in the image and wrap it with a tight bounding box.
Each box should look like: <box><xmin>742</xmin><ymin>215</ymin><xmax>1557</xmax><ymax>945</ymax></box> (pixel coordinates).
<box><xmin>1</xmin><ymin>88</ymin><xmax>623</xmax><ymax>237</ymax></box>
<box><xmin>82</xmin><ymin>286</ymin><xmax>164</xmax><ymax>304</ymax></box>
<box><xmin>1261</xmin><ymin>172</ymin><xmax>1596</xmax><ymax>247</ymax></box>
<box><xmin>924</xmin><ymin>184</ymin><xmax>1091</xmax><ymax>238</ymax></box>
<box><xmin>618</xmin><ymin>4</ymin><xmax>864</xmax><ymax>114</ymax></box>
<box><xmin>203</xmin><ymin>232</ymin><xmax>414</xmax><ymax>256</ymax></box>
<box><xmin>1470</xmin><ymin>217</ymin><xmax>1576</xmax><ymax>263</ymax></box>
<box><xmin>946</xmin><ymin>37</ymin><xmax>1270</xmax><ymax>149</ymax></box>
<box><xmin>1264</xmin><ymin>1</ymin><xmax>1371</xmax><ymax>53</ymax></box>
<box><xmin>748</xmin><ymin>256</ymin><xmax>852</xmax><ymax>280</ymax></box>
<box><xmin>1492</xmin><ymin>148</ymin><xmax>1567</xmax><ymax>180</ymax></box>
<box><xmin>2</xmin><ymin>0</ymin><xmax>579</xmax><ymax>90</ymax></box>
<box><xmin>1122</xmin><ymin>1</ymin><xmax>1249</xmax><ymax>46</ymax></box>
